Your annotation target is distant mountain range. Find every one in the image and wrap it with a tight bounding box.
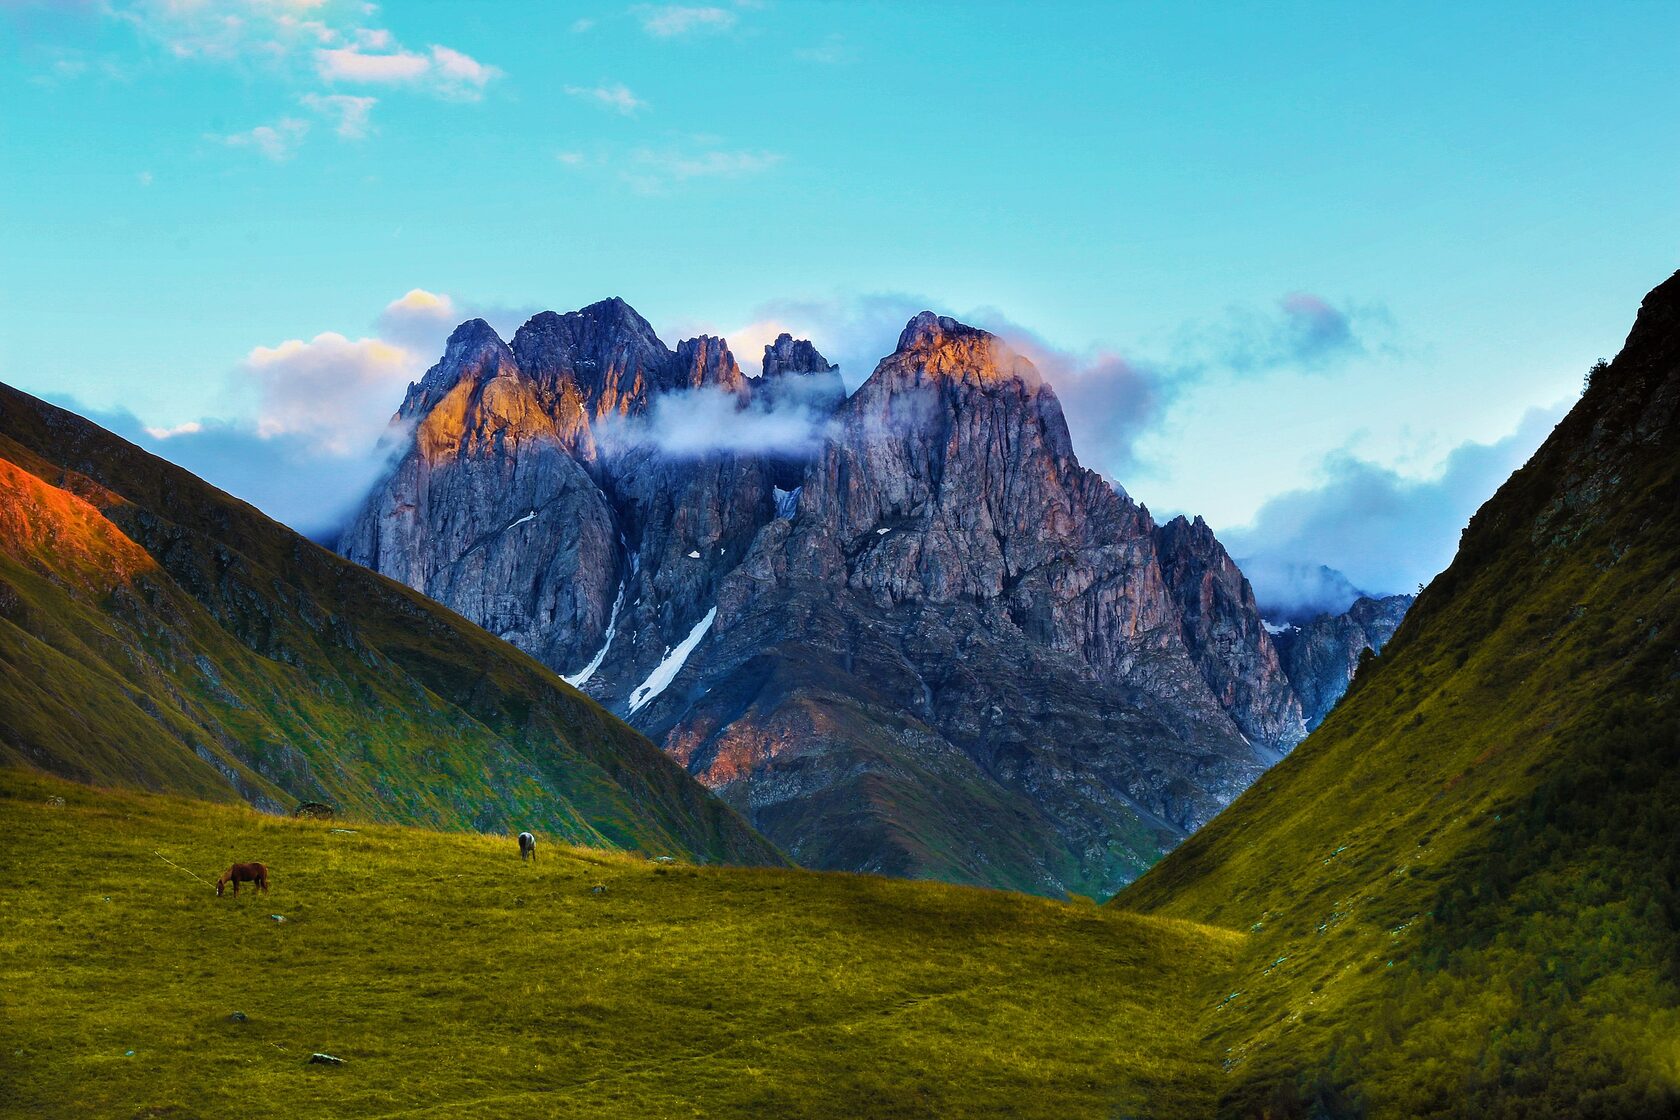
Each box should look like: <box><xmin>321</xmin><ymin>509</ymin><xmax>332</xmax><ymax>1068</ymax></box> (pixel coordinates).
<box><xmin>0</xmin><ymin>384</ymin><xmax>777</xmax><ymax>867</ymax></box>
<box><xmin>338</xmin><ymin>301</ymin><xmax>1406</xmax><ymax>896</ymax></box>
<box><xmin>1267</xmin><ymin>592</ymin><xmax>1413</xmax><ymax>729</ymax></box>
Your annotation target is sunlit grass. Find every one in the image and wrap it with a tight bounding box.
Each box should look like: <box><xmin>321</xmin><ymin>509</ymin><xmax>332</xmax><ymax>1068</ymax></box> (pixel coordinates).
<box><xmin>0</xmin><ymin>768</ymin><xmax>1237</xmax><ymax>1118</ymax></box>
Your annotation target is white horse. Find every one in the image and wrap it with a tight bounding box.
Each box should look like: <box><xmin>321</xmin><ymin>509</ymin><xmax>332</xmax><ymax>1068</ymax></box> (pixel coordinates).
<box><xmin>518</xmin><ymin>831</ymin><xmax>536</xmax><ymax>862</ymax></box>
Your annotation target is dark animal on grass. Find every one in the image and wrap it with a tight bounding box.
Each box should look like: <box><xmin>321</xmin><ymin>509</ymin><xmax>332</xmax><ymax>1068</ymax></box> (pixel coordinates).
<box><xmin>216</xmin><ymin>862</ymin><xmax>269</xmax><ymax>896</ymax></box>
<box><xmin>518</xmin><ymin>832</ymin><xmax>536</xmax><ymax>862</ymax></box>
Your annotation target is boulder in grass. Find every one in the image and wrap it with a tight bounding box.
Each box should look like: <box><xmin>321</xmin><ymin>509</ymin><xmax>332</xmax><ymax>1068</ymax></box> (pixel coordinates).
<box><xmin>309</xmin><ymin>1053</ymin><xmax>345</xmax><ymax>1065</ymax></box>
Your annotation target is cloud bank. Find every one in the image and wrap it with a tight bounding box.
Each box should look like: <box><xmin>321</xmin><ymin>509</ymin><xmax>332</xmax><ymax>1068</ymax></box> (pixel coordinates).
<box><xmin>1222</xmin><ymin>402</ymin><xmax>1569</xmax><ymax>613</ymax></box>
<box><xmin>595</xmin><ymin>386</ymin><xmax>830</xmax><ymax>459</ymax></box>
<box><xmin>70</xmin><ymin>285</ymin><xmax>1463</xmax><ymax>586</ymax></box>
<box><xmin>716</xmin><ymin>292</ymin><xmax>1383</xmax><ymax>483</ymax></box>
<box><xmin>55</xmin><ymin>399</ymin><xmax>412</xmax><ymax>542</ymax></box>
<box><xmin>64</xmin><ymin>287</ymin><xmax>535</xmax><ymax>539</ymax></box>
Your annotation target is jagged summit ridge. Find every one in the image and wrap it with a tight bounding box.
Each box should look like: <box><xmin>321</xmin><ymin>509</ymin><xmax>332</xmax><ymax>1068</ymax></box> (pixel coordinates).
<box><xmin>341</xmin><ymin>301</ymin><xmax>1332</xmax><ymax>896</ymax></box>
<box><xmin>761</xmin><ymin>332</ymin><xmax>838</xmax><ymax>378</ymax></box>
<box><xmin>896</xmin><ymin>310</ymin><xmax>988</xmax><ymax>351</ymax></box>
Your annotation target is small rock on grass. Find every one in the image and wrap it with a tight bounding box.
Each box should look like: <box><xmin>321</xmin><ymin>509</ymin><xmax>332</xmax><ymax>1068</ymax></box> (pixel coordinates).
<box><xmin>228</xmin><ymin>1012</ymin><xmax>248</xmax><ymax>1023</ymax></box>
<box><xmin>309</xmin><ymin>1053</ymin><xmax>345</xmax><ymax>1065</ymax></box>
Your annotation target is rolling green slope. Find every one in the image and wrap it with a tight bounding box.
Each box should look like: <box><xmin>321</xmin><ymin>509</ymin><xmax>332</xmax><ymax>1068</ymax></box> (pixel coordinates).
<box><xmin>1118</xmin><ymin>273</ymin><xmax>1680</xmax><ymax>1117</ymax></box>
<box><xmin>0</xmin><ymin>383</ymin><xmax>779</xmax><ymax>866</ymax></box>
<box><xmin>0</xmin><ymin>768</ymin><xmax>1234</xmax><ymax>1118</ymax></box>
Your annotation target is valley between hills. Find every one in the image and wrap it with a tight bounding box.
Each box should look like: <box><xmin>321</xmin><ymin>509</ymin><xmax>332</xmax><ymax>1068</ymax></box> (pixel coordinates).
<box><xmin>1</xmin><ymin>269</ymin><xmax>1677</xmax><ymax>1117</ymax></box>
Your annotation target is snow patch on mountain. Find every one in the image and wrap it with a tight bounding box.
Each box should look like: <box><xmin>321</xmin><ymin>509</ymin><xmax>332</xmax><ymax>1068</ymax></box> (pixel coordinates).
<box><xmin>627</xmin><ymin>607</ymin><xmax>716</xmax><ymax>714</ymax></box>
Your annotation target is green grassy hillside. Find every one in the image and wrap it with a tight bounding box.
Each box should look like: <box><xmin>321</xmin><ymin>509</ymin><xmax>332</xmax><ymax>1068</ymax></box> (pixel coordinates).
<box><xmin>0</xmin><ymin>768</ymin><xmax>1235</xmax><ymax>1118</ymax></box>
<box><xmin>1117</xmin><ymin>275</ymin><xmax>1680</xmax><ymax>1117</ymax></box>
<box><xmin>0</xmin><ymin>384</ymin><xmax>777</xmax><ymax>866</ymax></box>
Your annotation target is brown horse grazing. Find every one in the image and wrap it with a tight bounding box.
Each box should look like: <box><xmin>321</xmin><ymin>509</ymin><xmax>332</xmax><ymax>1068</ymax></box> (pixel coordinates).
<box><xmin>216</xmin><ymin>862</ymin><xmax>269</xmax><ymax>896</ymax></box>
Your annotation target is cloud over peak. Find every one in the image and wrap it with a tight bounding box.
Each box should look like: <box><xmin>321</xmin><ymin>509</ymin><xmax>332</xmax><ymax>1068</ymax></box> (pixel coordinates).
<box><xmin>1221</xmin><ymin>402</ymin><xmax>1569</xmax><ymax>606</ymax></box>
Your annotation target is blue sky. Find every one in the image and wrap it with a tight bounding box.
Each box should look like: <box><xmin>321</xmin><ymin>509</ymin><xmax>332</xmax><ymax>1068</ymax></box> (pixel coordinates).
<box><xmin>2</xmin><ymin>1</ymin><xmax>1676</xmax><ymax>606</ymax></box>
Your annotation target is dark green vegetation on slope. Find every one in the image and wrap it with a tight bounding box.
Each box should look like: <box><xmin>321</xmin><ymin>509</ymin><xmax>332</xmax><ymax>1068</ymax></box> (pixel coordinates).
<box><xmin>1119</xmin><ymin>272</ymin><xmax>1680</xmax><ymax>1117</ymax></box>
<box><xmin>0</xmin><ymin>768</ymin><xmax>1236</xmax><ymax>1119</ymax></box>
<box><xmin>0</xmin><ymin>384</ymin><xmax>777</xmax><ymax>865</ymax></box>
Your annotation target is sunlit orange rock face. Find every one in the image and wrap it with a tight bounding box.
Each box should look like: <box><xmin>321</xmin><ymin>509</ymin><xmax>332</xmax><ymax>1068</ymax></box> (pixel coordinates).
<box><xmin>0</xmin><ymin>457</ymin><xmax>153</xmax><ymax>590</ymax></box>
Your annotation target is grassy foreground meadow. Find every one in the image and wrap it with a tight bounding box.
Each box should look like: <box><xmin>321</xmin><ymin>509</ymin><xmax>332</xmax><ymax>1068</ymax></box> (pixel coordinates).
<box><xmin>0</xmin><ymin>768</ymin><xmax>1237</xmax><ymax>1118</ymax></box>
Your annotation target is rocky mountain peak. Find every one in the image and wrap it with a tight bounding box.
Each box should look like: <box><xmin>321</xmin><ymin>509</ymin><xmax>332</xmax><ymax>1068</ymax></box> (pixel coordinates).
<box><xmin>511</xmin><ymin>299</ymin><xmax>671</xmax><ymax>418</ymax></box>
<box><xmin>673</xmin><ymin>335</ymin><xmax>747</xmax><ymax>395</ymax></box>
<box><xmin>761</xmin><ymin>333</ymin><xmax>837</xmax><ymax>379</ymax></box>
<box><xmin>875</xmin><ymin>312</ymin><xmax>1044</xmax><ymax>398</ymax></box>
<box><xmin>398</xmin><ymin>319</ymin><xmax>517</xmax><ymax>423</ymax></box>
<box><xmin>756</xmin><ymin>335</ymin><xmax>845</xmax><ymax>421</ymax></box>
<box><xmin>895</xmin><ymin>310</ymin><xmax>986</xmax><ymax>352</ymax></box>
<box><xmin>432</xmin><ymin>317</ymin><xmax>514</xmax><ymax>379</ymax></box>
<box><xmin>1153</xmin><ymin>514</ymin><xmax>1306</xmax><ymax>749</ymax></box>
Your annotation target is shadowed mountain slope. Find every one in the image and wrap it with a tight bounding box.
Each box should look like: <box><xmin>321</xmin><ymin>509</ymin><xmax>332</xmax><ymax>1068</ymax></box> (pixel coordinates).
<box><xmin>0</xmin><ymin>383</ymin><xmax>779</xmax><ymax>866</ymax></box>
<box><xmin>1118</xmin><ymin>271</ymin><xmax>1680</xmax><ymax>1117</ymax></box>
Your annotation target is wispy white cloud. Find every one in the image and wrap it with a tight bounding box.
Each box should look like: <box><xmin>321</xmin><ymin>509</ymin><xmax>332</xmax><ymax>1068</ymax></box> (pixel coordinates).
<box><xmin>107</xmin><ymin>2</ymin><xmax>502</xmax><ymax>104</ymax></box>
<box><xmin>635</xmin><ymin>4</ymin><xmax>736</xmax><ymax>37</ymax></box>
<box><xmin>621</xmin><ymin>145</ymin><xmax>782</xmax><ymax>192</ymax></box>
<box><xmin>1172</xmin><ymin>293</ymin><xmax>1398</xmax><ymax>376</ymax></box>
<box><xmin>794</xmin><ymin>35</ymin><xmax>847</xmax><ymax>65</ymax></box>
<box><xmin>315</xmin><ymin>44</ymin><xmax>430</xmax><ymax>83</ymax></box>
<box><xmin>559</xmin><ymin>139</ymin><xmax>785</xmax><ymax>194</ymax></box>
<box><xmin>117</xmin><ymin>0</ymin><xmax>338</xmax><ymax>62</ymax></box>
<box><xmin>216</xmin><ymin>116</ymin><xmax>310</xmax><ymax>161</ymax></box>
<box><xmin>142</xmin><ymin>419</ymin><xmax>202</xmax><ymax>440</ymax></box>
<box><xmin>426</xmin><ymin>44</ymin><xmax>500</xmax><ymax>95</ymax></box>
<box><xmin>571</xmin><ymin>16</ymin><xmax>596</xmax><ymax>33</ymax></box>
<box><xmin>315</xmin><ymin>43</ymin><xmax>500</xmax><ymax>98</ymax></box>
<box><xmin>301</xmin><ymin>91</ymin><xmax>376</xmax><ymax>138</ymax></box>
<box><xmin>565</xmin><ymin>82</ymin><xmax>646</xmax><ymax>116</ymax></box>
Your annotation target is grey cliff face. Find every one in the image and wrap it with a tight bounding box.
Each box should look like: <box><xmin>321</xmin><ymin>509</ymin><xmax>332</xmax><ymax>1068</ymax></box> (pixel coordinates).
<box><xmin>1272</xmin><ymin>593</ymin><xmax>1414</xmax><ymax>728</ymax></box>
<box><xmin>1153</xmin><ymin>515</ymin><xmax>1306</xmax><ymax>751</ymax></box>
<box><xmin>341</xmin><ymin>302</ymin><xmax>1340</xmax><ymax>897</ymax></box>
